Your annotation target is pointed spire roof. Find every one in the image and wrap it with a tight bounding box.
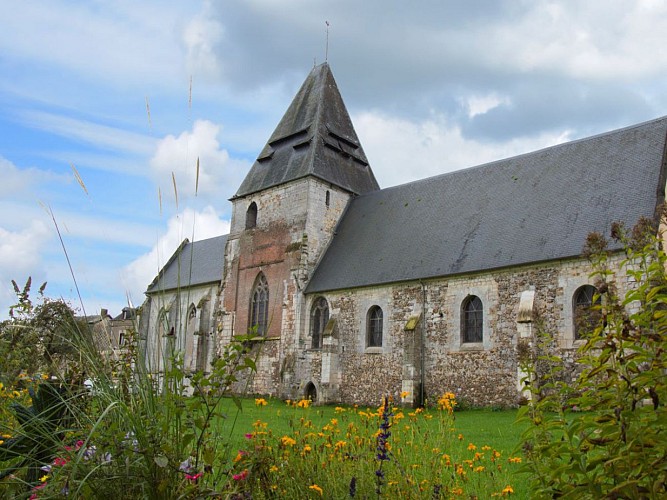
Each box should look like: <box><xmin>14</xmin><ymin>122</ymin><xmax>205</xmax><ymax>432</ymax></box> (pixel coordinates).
<box><xmin>233</xmin><ymin>63</ymin><xmax>379</xmax><ymax>198</ymax></box>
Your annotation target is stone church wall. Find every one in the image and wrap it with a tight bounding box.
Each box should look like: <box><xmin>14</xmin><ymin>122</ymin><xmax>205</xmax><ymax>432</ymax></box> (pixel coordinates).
<box><xmin>141</xmin><ymin>284</ymin><xmax>217</xmax><ymax>375</ymax></box>
<box><xmin>300</xmin><ymin>253</ymin><xmax>626</xmax><ymax>407</ymax></box>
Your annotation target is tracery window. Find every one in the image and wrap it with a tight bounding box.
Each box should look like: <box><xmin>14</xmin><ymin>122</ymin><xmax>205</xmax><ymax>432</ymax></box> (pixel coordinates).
<box><xmin>250</xmin><ymin>273</ymin><xmax>269</xmax><ymax>336</ymax></box>
<box><xmin>573</xmin><ymin>285</ymin><xmax>599</xmax><ymax>340</ymax></box>
<box><xmin>310</xmin><ymin>297</ymin><xmax>329</xmax><ymax>349</ymax></box>
<box><xmin>367</xmin><ymin>306</ymin><xmax>383</xmax><ymax>347</ymax></box>
<box><xmin>246</xmin><ymin>202</ymin><xmax>257</xmax><ymax>229</ymax></box>
<box><xmin>462</xmin><ymin>295</ymin><xmax>483</xmax><ymax>343</ymax></box>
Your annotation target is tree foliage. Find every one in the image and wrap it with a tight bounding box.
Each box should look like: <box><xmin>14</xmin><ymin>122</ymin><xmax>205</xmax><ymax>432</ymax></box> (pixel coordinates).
<box><xmin>519</xmin><ymin>217</ymin><xmax>667</xmax><ymax>498</ymax></box>
<box><xmin>0</xmin><ymin>278</ymin><xmax>84</xmax><ymax>384</ymax></box>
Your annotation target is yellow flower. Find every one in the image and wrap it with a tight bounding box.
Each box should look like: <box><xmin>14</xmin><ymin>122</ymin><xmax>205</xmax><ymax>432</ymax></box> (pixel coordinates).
<box><xmin>508</xmin><ymin>456</ymin><xmax>522</xmax><ymax>463</ymax></box>
<box><xmin>482</xmin><ymin>445</ymin><xmax>492</xmax><ymax>451</ymax></box>
<box><xmin>296</xmin><ymin>399</ymin><xmax>311</xmax><ymax>408</ymax></box>
<box><xmin>334</xmin><ymin>440</ymin><xmax>346</xmax><ymax>450</ymax></box>
<box><xmin>474</xmin><ymin>466</ymin><xmax>485</xmax><ymax>472</ymax></box>
<box><xmin>41</xmin><ymin>374</ymin><xmax>49</xmax><ymax>380</ymax></box>
<box><xmin>309</xmin><ymin>484</ymin><xmax>323</xmax><ymax>496</ymax></box>
<box><xmin>502</xmin><ymin>485</ymin><xmax>514</xmax><ymax>495</ymax></box>
<box><xmin>451</xmin><ymin>487</ymin><xmax>463</xmax><ymax>495</ymax></box>
<box><xmin>400</xmin><ymin>391</ymin><xmax>409</xmax><ymax>398</ymax></box>
<box><xmin>467</xmin><ymin>443</ymin><xmax>477</xmax><ymax>451</ymax></box>
<box><xmin>334</xmin><ymin>406</ymin><xmax>346</xmax><ymax>413</ymax></box>
<box><xmin>0</xmin><ymin>440</ymin><xmax>3</xmax><ymax>446</ymax></box>
<box><xmin>40</xmin><ymin>474</ymin><xmax>49</xmax><ymax>482</ymax></box>
<box><xmin>269</xmin><ymin>465</ymin><xmax>279</xmax><ymax>473</ymax></box>
<box><xmin>458</xmin><ymin>433</ymin><xmax>464</xmax><ymax>440</ymax></box>
<box><xmin>280</xmin><ymin>436</ymin><xmax>296</xmax><ymax>447</ymax></box>
<box><xmin>255</xmin><ymin>398</ymin><xmax>268</xmax><ymax>406</ymax></box>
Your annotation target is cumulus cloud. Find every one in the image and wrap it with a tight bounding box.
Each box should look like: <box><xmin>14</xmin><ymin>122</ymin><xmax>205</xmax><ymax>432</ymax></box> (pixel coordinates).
<box><xmin>150</xmin><ymin>120</ymin><xmax>250</xmax><ymax>203</ymax></box>
<box><xmin>123</xmin><ymin>206</ymin><xmax>230</xmax><ymax>306</ymax></box>
<box><xmin>354</xmin><ymin>111</ymin><xmax>571</xmax><ymax>187</ymax></box>
<box><xmin>0</xmin><ymin>219</ymin><xmax>53</xmax><ymax>315</ymax></box>
<box><xmin>0</xmin><ymin>156</ymin><xmax>66</xmax><ymax>199</ymax></box>
<box><xmin>183</xmin><ymin>14</ymin><xmax>224</xmax><ymax>82</ymax></box>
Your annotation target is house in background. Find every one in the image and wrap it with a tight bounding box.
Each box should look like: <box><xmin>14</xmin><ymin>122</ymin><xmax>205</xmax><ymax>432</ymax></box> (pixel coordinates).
<box><xmin>86</xmin><ymin>307</ymin><xmax>136</xmax><ymax>356</ymax></box>
<box><xmin>140</xmin><ymin>63</ymin><xmax>667</xmax><ymax>407</ymax></box>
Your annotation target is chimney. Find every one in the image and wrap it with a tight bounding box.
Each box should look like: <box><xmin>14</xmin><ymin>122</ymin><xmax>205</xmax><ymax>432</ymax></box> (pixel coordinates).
<box><xmin>101</xmin><ymin>308</ymin><xmax>108</xmax><ymax>318</ymax></box>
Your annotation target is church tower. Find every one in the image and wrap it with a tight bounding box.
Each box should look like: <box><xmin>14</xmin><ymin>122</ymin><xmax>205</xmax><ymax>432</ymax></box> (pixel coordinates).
<box><xmin>218</xmin><ymin>63</ymin><xmax>379</xmax><ymax>399</ymax></box>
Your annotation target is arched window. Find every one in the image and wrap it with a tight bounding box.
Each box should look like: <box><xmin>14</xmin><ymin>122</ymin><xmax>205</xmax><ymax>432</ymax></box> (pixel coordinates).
<box><xmin>158</xmin><ymin>309</ymin><xmax>170</xmax><ymax>337</ymax></box>
<box><xmin>250</xmin><ymin>273</ymin><xmax>269</xmax><ymax>336</ymax></box>
<box><xmin>246</xmin><ymin>202</ymin><xmax>257</xmax><ymax>229</ymax></box>
<box><xmin>462</xmin><ymin>295</ymin><xmax>483</xmax><ymax>343</ymax></box>
<box><xmin>573</xmin><ymin>285</ymin><xmax>599</xmax><ymax>340</ymax></box>
<box><xmin>325</xmin><ymin>190</ymin><xmax>330</xmax><ymax>207</ymax></box>
<box><xmin>310</xmin><ymin>297</ymin><xmax>329</xmax><ymax>349</ymax></box>
<box><xmin>367</xmin><ymin>306</ymin><xmax>383</xmax><ymax>347</ymax></box>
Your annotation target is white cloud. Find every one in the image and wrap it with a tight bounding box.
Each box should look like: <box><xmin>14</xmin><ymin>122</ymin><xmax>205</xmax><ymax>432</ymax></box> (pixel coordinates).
<box><xmin>183</xmin><ymin>14</ymin><xmax>224</xmax><ymax>82</ymax></box>
<box><xmin>150</xmin><ymin>120</ymin><xmax>250</xmax><ymax>203</ymax></box>
<box><xmin>0</xmin><ymin>219</ymin><xmax>53</xmax><ymax>315</ymax></box>
<box><xmin>0</xmin><ymin>1</ymin><xmax>195</xmax><ymax>88</ymax></box>
<box><xmin>354</xmin><ymin>111</ymin><xmax>571</xmax><ymax>187</ymax></box>
<box><xmin>462</xmin><ymin>94</ymin><xmax>512</xmax><ymax>119</ymax></box>
<box><xmin>20</xmin><ymin>111</ymin><xmax>156</xmax><ymax>156</ymax></box>
<box><xmin>0</xmin><ymin>156</ymin><xmax>67</xmax><ymax>199</ymax></box>
<box><xmin>489</xmin><ymin>1</ymin><xmax>667</xmax><ymax>80</ymax></box>
<box><xmin>123</xmin><ymin>206</ymin><xmax>230</xmax><ymax>306</ymax></box>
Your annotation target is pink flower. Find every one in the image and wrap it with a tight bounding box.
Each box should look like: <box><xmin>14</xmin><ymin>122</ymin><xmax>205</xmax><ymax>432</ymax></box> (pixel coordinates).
<box><xmin>233</xmin><ymin>469</ymin><xmax>249</xmax><ymax>481</ymax></box>
<box><xmin>75</xmin><ymin>440</ymin><xmax>84</xmax><ymax>450</ymax></box>
<box><xmin>53</xmin><ymin>457</ymin><xmax>68</xmax><ymax>467</ymax></box>
<box><xmin>244</xmin><ymin>433</ymin><xmax>253</xmax><ymax>440</ymax></box>
<box><xmin>29</xmin><ymin>482</ymin><xmax>47</xmax><ymax>499</ymax></box>
<box><xmin>185</xmin><ymin>472</ymin><xmax>203</xmax><ymax>482</ymax></box>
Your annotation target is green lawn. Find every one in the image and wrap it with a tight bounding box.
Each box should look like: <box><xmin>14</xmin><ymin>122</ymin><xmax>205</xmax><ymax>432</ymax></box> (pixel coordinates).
<box><xmin>212</xmin><ymin>398</ymin><xmax>531</xmax><ymax>498</ymax></box>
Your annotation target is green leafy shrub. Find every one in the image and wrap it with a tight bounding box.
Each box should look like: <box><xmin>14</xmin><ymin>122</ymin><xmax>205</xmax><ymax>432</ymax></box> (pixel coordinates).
<box><xmin>519</xmin><ymin>217</ymin><xmax>667</xmax><ymax>498</ymax></box>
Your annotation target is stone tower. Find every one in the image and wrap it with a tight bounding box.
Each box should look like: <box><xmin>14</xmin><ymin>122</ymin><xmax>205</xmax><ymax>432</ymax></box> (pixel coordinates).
<box><xmin>218</xmin><ymin>63</ymin><xmax>379</xmax><ymax>399</ymax></box>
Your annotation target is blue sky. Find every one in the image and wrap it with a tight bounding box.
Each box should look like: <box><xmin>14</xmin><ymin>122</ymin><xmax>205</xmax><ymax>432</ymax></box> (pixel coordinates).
<box><xmin>2</xmin><ymin>0</ymin><xmax>667</xmax><ymax>318</ymax></box>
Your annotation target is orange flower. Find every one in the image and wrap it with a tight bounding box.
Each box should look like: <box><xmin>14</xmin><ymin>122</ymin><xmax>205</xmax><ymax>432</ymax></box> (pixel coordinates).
<box><xmin>502</xmin><ymin>485</ymin><xmax>514</xmax><ymax>495</ymax></box>
<box><xmin>467</xmin><ymin>443</ymin><xmax>477</xmax><ymax>451</ymax></box>
<box><xmin>280</xmin><ymin>436</ymin><xmax>296</xmax><ymax>447</ymax></box>
<box><xmin>508</xmin><ymin>456</ymin><xmax>522</xmax><ymax>463</ymax></box>
<box><xmin>309</xmin><ymin>484</ymin><xmax>323</xmax><ymax>496</ymax></box>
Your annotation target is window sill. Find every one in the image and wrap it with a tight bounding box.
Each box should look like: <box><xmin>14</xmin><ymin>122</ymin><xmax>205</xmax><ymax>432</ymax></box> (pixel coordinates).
<box><xmin>365</xmin><ymin>347</ymin><xmax>383</xmax><ymax>354</ymax></box>
<box><xmin>459</xmin><ymin>342</ymin><xmax>484</xmax><ymax>351</ymax></box>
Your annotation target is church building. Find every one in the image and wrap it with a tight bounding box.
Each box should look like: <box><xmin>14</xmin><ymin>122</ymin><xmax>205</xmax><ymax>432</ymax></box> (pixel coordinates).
<box><xmin>139</xmin><ymin>63</ymin><xmax>667</xmax><ymax>407</ymax></box>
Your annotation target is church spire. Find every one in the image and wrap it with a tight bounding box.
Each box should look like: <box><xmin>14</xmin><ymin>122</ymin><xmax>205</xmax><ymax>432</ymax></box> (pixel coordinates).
<box><xmin>233</xmin><ymin>63</ymin><xmax>379</xmax><ymax>198</ymax></box>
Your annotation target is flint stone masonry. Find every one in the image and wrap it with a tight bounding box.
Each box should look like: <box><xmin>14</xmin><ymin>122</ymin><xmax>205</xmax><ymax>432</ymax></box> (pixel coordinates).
<box><xmin>291</xmin><ymin>255</ymin><xmax>632</xmax><ymax>407</ymax></box>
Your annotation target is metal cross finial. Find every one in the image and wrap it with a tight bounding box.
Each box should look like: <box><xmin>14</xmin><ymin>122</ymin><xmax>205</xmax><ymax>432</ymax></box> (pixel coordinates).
<box><xmin>325</xmin><ymin>21</ymin><xmax>330</xmax><ymax>62</ymax></box>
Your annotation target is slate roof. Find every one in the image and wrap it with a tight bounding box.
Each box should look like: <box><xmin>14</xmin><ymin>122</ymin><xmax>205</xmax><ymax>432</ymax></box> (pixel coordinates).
<box><xmin>306</xmin><ymin>117</ymin><xmax>667</xmax><ymax>293</ymax></box>
<box><xmin>146</xmin><ymin>235</ymin><xmax>227</xmax><ymax>294</ymax></box>
<box><xmin>233</xmin><ymin>63</ymin><xmax>379</xmax><ymax>198</ymax></box>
